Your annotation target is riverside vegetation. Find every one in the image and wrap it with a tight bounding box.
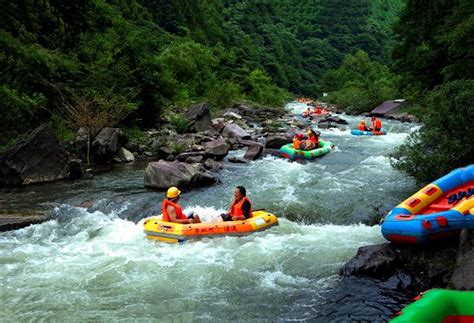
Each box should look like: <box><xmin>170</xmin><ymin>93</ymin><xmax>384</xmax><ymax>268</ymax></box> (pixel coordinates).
<box><xmin>1</xmin><ymin>0</ymin><xmax>473</xmax><ymax>183</ymax></box>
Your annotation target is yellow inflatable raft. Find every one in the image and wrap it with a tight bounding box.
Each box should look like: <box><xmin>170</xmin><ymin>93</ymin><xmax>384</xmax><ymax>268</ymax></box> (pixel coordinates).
<box><xmin>143</xmin><ymin>210</ymin><xmax>279</xmax><ymax>243</ymax></box>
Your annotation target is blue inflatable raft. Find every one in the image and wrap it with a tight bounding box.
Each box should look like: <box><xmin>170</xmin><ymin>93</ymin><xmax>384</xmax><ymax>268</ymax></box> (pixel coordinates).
<box><xmin>381</xmin><ymin>165</ymin><xmax>474</xmax><ymax>244</ymax></box>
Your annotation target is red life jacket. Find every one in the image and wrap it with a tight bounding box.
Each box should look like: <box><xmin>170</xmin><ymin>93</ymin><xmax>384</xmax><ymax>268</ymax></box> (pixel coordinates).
<box><xmin>358</xmin><ymin>122</ymin><xmax>366</xmax><ymax>131</ymax></box>
<box><xmin>229</xmin><ymin>196</ymin><xmax>253</xmax><ymax>218</ymax></box>
<box><xmin>372</xmin><ymin>118</ymin><xmax>382</xmax><ymax>130</ymax></box>
<box><xmin>308</xmin><ymin>134</ymin><xmax>319</xmax><ymax>145</ymax></box>
<box><xmin>162</xmin><ymin>199</ymin><xmax>187</xmax><ymax>222</ymax></box>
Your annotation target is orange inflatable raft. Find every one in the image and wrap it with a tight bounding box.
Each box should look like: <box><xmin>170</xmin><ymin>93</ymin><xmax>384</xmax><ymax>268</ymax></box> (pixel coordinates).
<box><xmin>143</xmin><ymin>210</ymin><xmax>279</xmax><ymax>243</ymax></box>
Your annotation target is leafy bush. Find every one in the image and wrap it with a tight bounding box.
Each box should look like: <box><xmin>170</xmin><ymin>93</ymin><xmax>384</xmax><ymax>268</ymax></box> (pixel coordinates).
<box><xmin>391</xmin><ymin>80</ymin><xmax>474</xmax><ymax>183</ymax></box>
<box><xmin>208</xmin><ymin>80</ymin><xmax>242</xmax><ymax>109</ymax></box>
<box><xmin>169</xmin><ymin>142</ymin><xmax>187</xmax><ymax>155</ymax></box>
<box><xmin>320</xmin><ymin>50</ymin><xmax>398</xmax><ymax>113</ymax></box>
<box><xmin>50</xmin><ymin>113</ymin><xmax>75</xmax><ymax>141</ymax></box>
<box><xmin>169</xmin><ymin>113</ymin><xmax>190</xmax><ymax>134</ymax></box>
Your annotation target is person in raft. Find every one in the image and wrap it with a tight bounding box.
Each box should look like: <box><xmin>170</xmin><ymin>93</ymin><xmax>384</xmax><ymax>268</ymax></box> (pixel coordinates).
<box><xmin>162</xmin><ymin>187</ymin><xmax>201</xmax><ymax>224</ymax></box>
<box><xmin>302</xmin><ymin>107</ymin><xmax>311</xmax><ymax>117</ymax></box>
<box><xmin>220</xmin><ymin>186</ymin><xmax>253</xmax><ymax>221</ymax></box>
<box><xmin>292</xmin><ymin>133</ymin><xmax>306</xmax><ymax>150</ymax></box>
<box><xmin>357</xmin><ymin>119</ymin><xmax>369</xmax><ymax>131</ymax></box>
<box><xmin>314</xmin><ymin>106</ymin><xmax>322</xmax><ymax>114</ymax></box>
<box><xmin>369</xmin><ymin>116</ymin><xmax>382</xmax><ymax>132</ymax></box>
<box><xmin>304</xmin><ymin>128</ymin><xmax>320</xmax><ymax>150</ymax></box>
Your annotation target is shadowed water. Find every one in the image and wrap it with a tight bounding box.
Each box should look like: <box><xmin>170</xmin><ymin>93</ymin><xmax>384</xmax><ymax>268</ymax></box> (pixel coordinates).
<box><xmin>0</xmin><ymin>103</ymin><xmax>418</xmax><ymax>321</ymax></box>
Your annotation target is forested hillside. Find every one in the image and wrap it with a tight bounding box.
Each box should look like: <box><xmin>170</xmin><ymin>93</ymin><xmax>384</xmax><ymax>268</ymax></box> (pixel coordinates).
<box><xmin>0</xmin><ymin>0</ymin><xmax>403</xmax><ymax>148</ymax></box>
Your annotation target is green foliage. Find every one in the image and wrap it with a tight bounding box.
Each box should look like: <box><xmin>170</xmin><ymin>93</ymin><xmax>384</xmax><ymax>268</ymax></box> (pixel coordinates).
<box><xmin>244</xmin><ymin>69</ymin><xmax>291</xmax><ymax>106</ymax></box>
<box><xmin>208</xmin><ymin>80</ymin><xmax>242</xmax><ymax>109</ymax></box>
<box><xmin>320</xmin><ymin>50</ymin><xmax>398</xmax><ymax>113</ymax></box>
<box><xmin>169</xmin><ymin>113</ymin><xmax>190</xmax><ymax>134</ymax></box>
<box><xmin>169</xmin><ymin>142</ymin><xmax>187</xmax><ymax>155</ymax></box>
<box><xmin>1</xmin><ymin>0</ymin><xmax>404</xmax><ymax>147</ymax></box>
<box><xmin>391</xmin><ymin>80</ymin><xmax>474</xmax><ymax>183</ymax></box>
<box><xmin>50</xmin><ymin>114</ymin><xmax>75</xmax><ymax>141</ymax></box>
<box><xmin>392</xmin><ymin>0</ymin><xmax>474</xmax><ymax>98</ymax></box>
<box><xmin>123</xmin><ymin>126</ymin><xmax>146</xmax><ymax>143</ymax></box>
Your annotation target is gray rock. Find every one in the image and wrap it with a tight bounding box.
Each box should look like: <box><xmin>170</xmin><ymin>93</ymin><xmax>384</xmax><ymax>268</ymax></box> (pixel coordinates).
<box><xmin>323</xmin><ymin>115</ymin><xmax>348</xmax><ymax>125</ymax></box>
<box><xmin>341</xmin><ymin>242</ymin><xmax>459</xmax><ymax>291</ymax></box>
<box><xmin>227</xmin><ymin>156</ymin><xmax>248</xmax><ymax>164</ymax></box>
<box><xmin>204</xmin><ymin>139</ymin><xmax>229</xmax><ymax>160</ymax></box>
<box><xmin>186</xmin><ymin>156</ymin><xmax>204</xmax><ymax>164</ymax></box>
<box><xmin>118</xmin><ymin>147</ymin><xmax>135</xmax><ymax>162</ymax></box>
<box><xmin>265</xmin><ymin>136</ymin><xmax>289</xmax><ymax>149</ymax></box>
<box><xmin>0</xmin><ymin>211</ymin><xmax>50</xmax><ymax>232</ymax></box>
<box><xmin>92</xmin><ymin>128</ymin><xmax>128</xmax><ymax>160</ymax></box>
<box><xmin>68</xmin><ymin>159</ymin><xmax>84</xmax><ymax>179</ymax></box>
<box><xmin>222</xmin><ymin>123</ymin><xmax>251</xmax><ymax>140</ymax></box>
<box><xmin>244</xmin><ymin>143</ymin><xmax>264</xmax><ymax>160</ymax></box>
<box><xmin>144</xmin><ymin>160</ymin><xmax>218</xmax><ymax>189</ymax></box>
<box><xmin>203</xmin><ymin>159</ymin><xmax>223</xmax><ymax>172</ymax></box>
<box><xmin>450</xmin><ymin>228</ymin><xmax>474</xmax><ymax>290</ymax></box>
<box><xmin>0</xmin><ymin>125</ymin><xmax>70</xmax><ymax>186</ymax></box>
<box><xmin>177</xmin><ymin>151</ymin><xmax>205</xmax><ymax>162</ymax></box>
<box><xmin>186</xmin><ymin>102</ymin><xmax>212</xmax><ymax>132</ymax></box>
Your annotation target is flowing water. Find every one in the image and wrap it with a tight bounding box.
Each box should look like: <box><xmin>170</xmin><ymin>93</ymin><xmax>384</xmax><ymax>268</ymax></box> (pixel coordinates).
<box><xmin>0</xmin><ymin>103</ymin><xmax>419</xmax><ymax>321</ymax></box>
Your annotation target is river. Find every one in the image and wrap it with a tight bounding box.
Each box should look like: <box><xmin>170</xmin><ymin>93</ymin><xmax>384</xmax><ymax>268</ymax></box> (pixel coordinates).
<box><xmin>0</xmin><ymin>103</ymin><xmax>419</xmax><ymax>321</ymax></box>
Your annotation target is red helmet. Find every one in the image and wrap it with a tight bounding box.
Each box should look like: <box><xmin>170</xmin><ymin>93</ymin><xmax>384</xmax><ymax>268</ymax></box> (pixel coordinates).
<box><xmin>296</xmin><ymin>133</ymin><xmax>304</xmax><ymax>140</ymax></box>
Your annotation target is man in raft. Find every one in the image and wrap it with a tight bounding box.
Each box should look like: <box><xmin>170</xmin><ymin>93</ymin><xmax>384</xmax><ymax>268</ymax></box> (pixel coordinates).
<box><xmin>304</xmin><ymin>128</ymin><xmax>320</xmax><ymax>150</ymax></box>
<box><xmin>357</xmin><ymin>119</ymin><xmax>369</xmax><ymax>131</ymax></box>
<box><xmin>220</xmin><ymin>186</ymin><xmax>253</xmax><ymax>221</ymax></box>
<box><xmin>369</xmin><ymin>116</ymin><xmax>382</xmax><ymax>132</ymax></box>
<box><xmin>162</xmin><ymin>187</ymin><xmax>201</xmax><ymax>223</ymax></box>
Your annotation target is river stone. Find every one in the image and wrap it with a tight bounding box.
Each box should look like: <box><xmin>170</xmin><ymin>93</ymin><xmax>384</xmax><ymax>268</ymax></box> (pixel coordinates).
<box><xmin>204</xmin><ymin>139</ymin><xmax>229</xmax><ymax>160</ymax></box>
<box><xmin>0</xmin><ymin>211</ymin><xmax>50</xmax><ymax>232</ymax></box>
<box><xmin>450</xmin><ymin>228</ymin><xmax>474</xmax><ymax>290</ymax></box>
<box><xmin>244</xmin><ymin>143</ymin><xmax>264</xmax><ymax>160</ymax></box>
<box><xmin>203</xmin><ymin>159</ymin><xmax>223</xmax><ymax>172</ymax></box>
<box><xmin>177</xmin><ymin>151</ymin><xmax>205</xmax><ymax>162</ymax></box>
<box><xmin>341</xmin><ymin>242</ymin><xmax>459</xmax><ymax>291</ymax></box>
<box><xmin>265</xmin><ymin>135</ymin><xmax>289</xmax><ymax>149</ymax></box>
<box><xmin>222</xmin><ymin>123</ymin><xmax>251</xmax><ymax>140</ymax></box>
<box><xmin>186</xmin><ymin>102</ymin><xmax>212</xmax><ymax>132</ymax></box>
<box><xmin>68</xmin><ymin>159</ymin><xmax>84</xmax><ymax>179</ymax></box>
<box><xmin>92</xmin><ymin>128</ymin><xmax>128</xmax><ymax>160</ymax></box>
<box><xmin>144</xmin><ymin>160</ymin><xmax>218</xmax><ymax>189</ymax></box>
<box><xmin>227</xmin><ymin>156</ymin><xmax>248</xmax><ymax>164</ymax></box>
<box><xmin>186</xmin><ymin>156</ymin><xmax>204</xmax><ymax>164</ymax></box>
<box><xmin>0</xmin><ymin>125</ymin><xmax>70</xmax><ymax>186</ymax></box>
<box><xmin>118</xmin><ymin>147</ymin><xmax>135</xmax><ymax>162</ymax></box>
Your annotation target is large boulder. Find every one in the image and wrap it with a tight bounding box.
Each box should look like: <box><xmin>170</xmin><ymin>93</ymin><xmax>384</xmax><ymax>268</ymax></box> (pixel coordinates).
<box><xmin>144</xmin><ymin>160</ymin><xmax>218</xmax><ymax>189</ymax></box>
<box><xmin>244</xmin><ymin>143</ymin><xmax>264</xmax><ymax>160</ymax></box>
<box><xmin>265</xmin><ymin>135</ymin><xmax>289</xmax><ymax>149</ymax></box>
<box><xmin>0</xmin><ymin>125</ymin><xmax>70</xmax><ymax>186</ymax></box>
<box><xmin>204</xmin><ymin>139</ymin><xmax>229</xmax><ymax>160</ymax></box>
<box><xmin>0</xmin><ymin>211</ymin><xmax>50</xmax><ymax>232</ymax></box>
<box><xmin>92</xmin><ymin>128</ymin><xmax>128</xmax><ymax>160</ymax></box>
<box><xmin>186</xmin><ymin>102</ymin><xmax>212</xmax><ymax>132</ymax></box>
<box><xmin>222</xmin><ymin>123</ymin><xmax>251</xmax><ymax>140</ymax></box>
<box><xmin>341</xmin><ymin>242</ymin><xmax>459</xmax><ymax>292</ymax></box>
<box><xmin>118</xmin><ymin>147</ymin><xmax>135</xmax><ymax>162</ymax></box>
<box><xmin>450</xmin><ymin>228</ymin><xmax>474</xmax><ymax>290</ymax></box>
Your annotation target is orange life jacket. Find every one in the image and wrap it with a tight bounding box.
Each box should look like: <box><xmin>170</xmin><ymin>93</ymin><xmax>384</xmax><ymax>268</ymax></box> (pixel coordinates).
<box><xmin>229</xmin><ymin>196</ymin><xmax>253</xmax><ymax>218</ymax></box>
<box><xmin>372</xmin><ymin>118</ymin><xmax>382</xmax><ymax>130</ymax></box>
<box><xmin>293</xmin><ymin>138</ymin><xmax>302</xmax><ymax>149</ymax></box>
<box><xmin>358</xmin><ymin>122</ymin><xmax>367</xmax><ymax>131</ymax></box>
<box><xmin>162</xmin><ymin>199</ymin><xmax>187</xmax><ymax>222</ymax></box>
<box><xmin>315</xmin><ymin>108</ymin><xmax>322</xmax><ymax>114</ymax></box>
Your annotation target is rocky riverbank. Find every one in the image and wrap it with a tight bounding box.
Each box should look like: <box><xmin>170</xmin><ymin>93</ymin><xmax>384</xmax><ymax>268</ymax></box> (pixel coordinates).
<box><xmin>340</xmin><ymin>227</ymin><xmax>474</xmax><ymax>298</ymax></box>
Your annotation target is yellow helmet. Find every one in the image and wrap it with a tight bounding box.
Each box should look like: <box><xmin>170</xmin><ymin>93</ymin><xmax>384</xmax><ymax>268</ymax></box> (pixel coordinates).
<box><xmin>166</xmin><ymin>187</ymin><xmax>181</xmax><ymax>198</ymax></box>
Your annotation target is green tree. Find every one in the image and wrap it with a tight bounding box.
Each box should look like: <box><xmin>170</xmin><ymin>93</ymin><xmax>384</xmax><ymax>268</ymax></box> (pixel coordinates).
<box><xmin>391</xmin><ymin>80</ymin><xmax>474</xmax><ymax>183</ymax></box>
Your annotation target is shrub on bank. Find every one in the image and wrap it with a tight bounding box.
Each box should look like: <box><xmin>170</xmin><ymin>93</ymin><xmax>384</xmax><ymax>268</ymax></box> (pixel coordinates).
<box><xmin>391</xmin><ymin>80</ymin><xmax>474</xmax><ymax>183</ymax></box>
